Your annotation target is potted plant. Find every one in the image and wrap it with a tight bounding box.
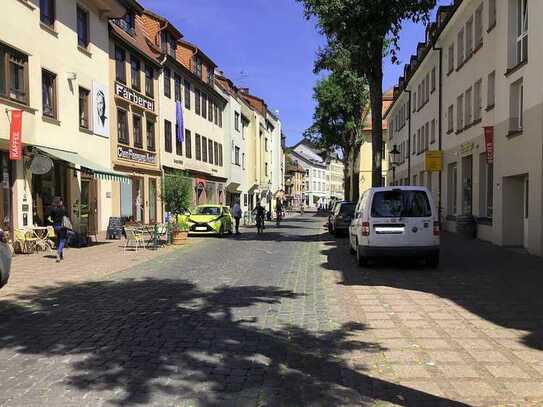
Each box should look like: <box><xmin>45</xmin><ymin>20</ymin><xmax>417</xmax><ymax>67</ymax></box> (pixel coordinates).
<box><xmin>162</xmin><ymin>171</ymin><xmax>193</xmax><ymax>245</ymax></box>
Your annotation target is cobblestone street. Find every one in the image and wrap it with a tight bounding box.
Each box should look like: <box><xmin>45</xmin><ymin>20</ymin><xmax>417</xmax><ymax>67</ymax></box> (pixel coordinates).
<box><xmin>1</xmin><ymin>215</ymin><xmax>543</xmax><ymax>406</ymax></box>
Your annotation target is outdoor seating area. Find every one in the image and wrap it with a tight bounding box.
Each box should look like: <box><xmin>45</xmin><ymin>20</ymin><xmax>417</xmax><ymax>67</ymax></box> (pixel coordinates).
<box><xmin>10</xmin><ymin>226</ymin><xmax>56</xmax><ymax>255</ymax></box>
<box><xmin>122</xmin><ymin>223</ymin><xmax>172</xmax><ymax>253</ymax></box>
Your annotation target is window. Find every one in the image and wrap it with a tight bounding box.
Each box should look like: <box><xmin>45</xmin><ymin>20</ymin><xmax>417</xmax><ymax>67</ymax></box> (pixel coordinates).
<box><xmin>465</xmin><ymin>87</ymin><xmax>472</xmax><ymax>126</ymax></box>
<box><xmin>462</xmin><ymin>155</ymin><xmax>473</xmax><ymax>215</ymax></box>
<box><xmin>457</xmin><ymin>28</ymin><xmax>464</xmax><ymax>67</ymax></box>
<box><xmin>133</xmin><ymin>114</ymin><xmax>142</xmax><ymax>148</ymax></box>
<box><xmin>475</xmin><ymin>4</ymin><xmax>484</xmax><ymax>47</ymax></box>
<box><xmin>195</xmin><ymin>89</ymin><xmax>201</xmax><ymax>115</ymax></box>
<box><xmin>130</xmin><ymin>55</ymin><xmax>140</xmax><ymax>91</ymax></box>
<box><xmin>214</xmin><ymin>105</ymin><xmax>219</xmax><ymax>126</ymax></box>
<box><xmin>175</xmin><ymin>124</ymin><xmax>182</xmax><ymax>156</ymax></box>
<box><xmin>164</xmin><ymin>67</ymin><xmax>171</xmax><ymax>98</ymax></box>
<box><xmin>164</xmin><ymin>120</ymin><xmax>172</xmax><ymax>153</ymax></box>
<box><xmin>265</xmin><ymin>163</ymin><xmax>268</xmax><ymax>176</ymax></box>
<box><xmin>208</xmin><ymin>139</ymin><xmax>214</xmax><ymax>164</ymax></box>
<box><xmin>474</xmin><ymin>79</ymin><xmax>482</xmax><ymax>121</ymax></box>
<box><xmin>234</xmin><ymin>112</ymin><xmax>240</xmax><ymax>131</ymax></box>
<box><xmin>185</xmin><ymin>130</ymin><xmax>192</xmax><ymax>158</ymax></box>
<box><xmin>447</xmin><ymin>104</ymin><xmax>454</xmax><ymax>133</ymax></box>
<box><xmin>174</xmin><ymin>74</ymin><xmax>181</xmax><ymax>102</ymax></box>
<box><xmin>431</xmin><ymin>67</ymin><xmax>436</xmax><ymax>92</ymax></box>
<box><xmin>371</xmin><ymin>190</ymin><xmax>431</xmax><ymax>218</ymax></box>
<box><xmin>466</xmin><ymin>17</ymin><xmax>474</xmax><ymax>56</ymax></box>
<box><xmin>448</xmin><ymin>43</ymin><xmax>455</xmax><ymax>74</ymax></box>
<box><xmin>42</xmin><ymin>69</ymin><xmax>56</xmax><ymax>118</ymax></box>
<box><xmin>117</xmin><ymin>109</ymin><xmax>129</xmax><ymax>144</ymax></box>
<box><xmin>202</xmin><ymin>136</ymin><xmax>208</xmax><ymax>162</ymax></box>
<box><xmin>207</xmin><ymin>69</ymin><xmax>214</xmax><ymax>85</ymax></box>
<box><xmin>479</xmin><ymin>152</ymin><xmax>493</xmax><ymax>219</ymax></box>
<box><xmin>265</xmin><ymin>138</ymin><xmax>269</xmax><ymax>152</ymax></box>
<box><xmin>184</xmin><ymin>80</ymin><xmax>191</xmax><ymax>109</ymax></box>
<box><xmin>195</xmin><ymin>134</ymin><xmax>201</xmax><ymax>160</ymax></box>
<box><xmin>457</xmin><ymin>94</ymin><xmax>464</xmax><ymax>130</ymax></box>
<box><xmin>146</xmin><ymin>120</ymin><xmax>155</xmax><ymax>151</ymax></box>
<box><xmin>425</xmin><ymin>74</ymin><xmax>430</xmax><ymax>101</ymax></box>
<box><xmin>40</xmin><ymin>0</ymin><xmax>55</xmax><ymax>26</ymax></box>
<box><xmin>431</xmin><ymin>119</ymin><xmax>436</xmax><ymax>144</ymax></box>
<box><xmin>144</xmin><ymin>64</ymin><xmax>153</xmax><ymax>97</ymax></box>
<box><xmin>425</xmin><ymin>122</ymin><xmax>430</xmax><ymax>150</ymax></box>
<box><xmin>412</xmin><ymin>134</ymin><xmax>416</xmax><ymax>155</ymax></box>
<box><xmin>193</xmin><ymin>57</ymin><xmax>202</xmax><ymax>78</ymax></box>
<box><xmin>78</xmin><ymin>87</ymin><xmax>89</xmax><ymax>129</ymax></box>
<box><xmin>447</xmin><ymin>163</ymin><xmax>458</xmax><ymax>216</ymax></box>
<box><xmin>235</xmin><ymin>146</ymin><xmax>240</xmax><ymax>166</ymax></box>
<box><xmin>489</xmin><ymin>0</ymin><xmax>496</xmax><ymax>29</ymax></box>
<box><xmin>201</xmin><ymin>93</ymin><xmax>207</xmax><ymax>119</ymax></box>
<box><xmin>115</xmin><ymin>46</ymin><xmax>126</xmax><ymax>83</ymax></box>
<box><xmin>218</xmin><ymin>144</ymin><xmax>223</xmax><ymax>166</ymax></box>
<box><xmin>417</xmin><ymin>128</ymin><xmax>421</xmax><ymax>154</ymax></box>
<box><xmin>160</xmin><ymin>31</ymin><xmax>177</xmax><ymax>57</ymax></box>
<box><xmin>242</xmin><ymin>153</ymin><xmax>246</xmax><ymax>170</ymax></box>
<box><xmin>487</xmin><ymin>71</ymin><xmax>495</xmax><ymax>108</ymax></box>
<box><xmin>208</xmin><ymin>99</ymin><xmax>214</xmax><ymax>123</ymax></box>
<box><xmin>115</xmin><ymin>12</ymin><xmax>135</xmax><ymax>35</ymax></box>
<box><xmin>510</xmin><ymin>78</ymin><xmax>524</xmax><ymax>132</ymax></box>
<box><xmin>514</xmin><ymin>0</ymin><xmax>528</xmax><ymax>65</ymax></box>
<box><xmin>218</xmin><ymin>106</ymin><xmax>222</xmax><ymax>127</ymax></box>
<box><xmin>76</xmin><ymin>6</ymin><xmax>89</xmax><ymax>48</ymax></box>
<box><xmin>214</xmin><ymin>142</ymin><xmax>219</xmax><ymax>165</ymax></box>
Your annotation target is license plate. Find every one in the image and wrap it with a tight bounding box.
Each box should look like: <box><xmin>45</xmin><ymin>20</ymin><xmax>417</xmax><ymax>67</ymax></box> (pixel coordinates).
<box><xmin>195</xmin><ymin>227</ymin><xmax>207</xmax><ymax>231</ymax></box>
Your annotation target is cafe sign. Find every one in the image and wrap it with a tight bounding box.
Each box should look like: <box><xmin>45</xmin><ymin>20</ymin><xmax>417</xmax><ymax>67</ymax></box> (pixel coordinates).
<box><xmin>117</xmin><ymin>145</ymin><xmax>157</xmax><ymax>165</ymax></box>
<box><xmin>115</xmin><ymin>82</ymin><xmax>155</xmax><ymax>112</ymax></box>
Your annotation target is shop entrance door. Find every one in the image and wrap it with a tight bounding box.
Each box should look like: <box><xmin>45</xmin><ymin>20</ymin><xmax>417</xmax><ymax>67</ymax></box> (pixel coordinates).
<box><xmin>81</xmin><ymin>178</ymin><xmax>98</xmax><ymax>237</ymax></box>
<box><xmin>132</xmin><ymin>177</ymin><xmax>145</xmax><ymax>223</ymax></box>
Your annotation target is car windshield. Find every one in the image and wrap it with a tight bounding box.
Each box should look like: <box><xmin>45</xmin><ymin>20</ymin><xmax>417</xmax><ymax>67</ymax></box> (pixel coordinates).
<box><xmin>194</xmin><ymin>207</ymin><xmax>221</xmax><ymax>216</ymax></box>
<box><xmin>371</xmin><ymin>190</ymin><xmax>431</xmax><ymax>218</ymax></box>
<box><xmin>340</xmin><ymin>203</ymin><xmax>355</xmax><ymax>216</ymax></box>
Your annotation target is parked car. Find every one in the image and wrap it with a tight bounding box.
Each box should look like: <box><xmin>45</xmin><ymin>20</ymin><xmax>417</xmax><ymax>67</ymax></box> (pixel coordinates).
<box><xmin>186</xmin><ymin>205</ymin><xmax>233</xmax><ymax>237</ymax></box>
<box><xmin>349</xmin><ymin>186</ymin><xmax>440</xmax><ymax>268</ymax></box>
<box><xmin>0</xmin><ymin>239</ymin><xmax>12</xmax><ymax>289</ymax></box>
<box><xmin>328</xmin><ymin>201</ymin><xmax>355</xmax><ymax>236</ymax></box>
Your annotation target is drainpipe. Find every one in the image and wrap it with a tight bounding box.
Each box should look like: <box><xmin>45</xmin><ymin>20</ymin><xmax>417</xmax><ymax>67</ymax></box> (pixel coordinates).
<box><xmin>405</xmin><ymin>89</ymin><xmax>412</xmax><ymax>182</ymax></box>
<box><xmin>433</xmin><ymin>44</ymin><xmax>443</xmax><ymax>224</ymax></box>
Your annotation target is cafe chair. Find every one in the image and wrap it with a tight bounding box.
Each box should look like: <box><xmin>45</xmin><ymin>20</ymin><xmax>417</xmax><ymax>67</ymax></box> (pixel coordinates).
<box><xmin>13</xmin><ymin>229</ymin><xmax>37</xmax><ymax>254</ymax></box>
<box><xmin>124</xmin><ymin>227</ymin><xmax>145</xmax><ymax>253</ymax></box>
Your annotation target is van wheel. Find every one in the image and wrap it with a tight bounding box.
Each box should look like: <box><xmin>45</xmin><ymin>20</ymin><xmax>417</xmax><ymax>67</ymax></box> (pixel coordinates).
<box><xmin>427</xmin><ymin>254</ymin><xmax>439</xmax><ymax>269</ymax></box>
<box><xmin>356</xmin><ymin>244</ymin><xmax>368</xmax><ymax>267</ymax></box>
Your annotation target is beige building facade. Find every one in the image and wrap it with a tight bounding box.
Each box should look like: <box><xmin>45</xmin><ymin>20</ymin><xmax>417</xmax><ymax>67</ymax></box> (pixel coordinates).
<box><xmin>387</xmin><ymin>0</ymin><xmax>543</xmax><ymax>256</ymax></box>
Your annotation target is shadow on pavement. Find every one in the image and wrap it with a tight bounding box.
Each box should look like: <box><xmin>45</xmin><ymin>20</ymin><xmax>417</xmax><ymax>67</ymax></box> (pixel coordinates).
<box><xmin>0</xmin><ymin>278</ymin><xmax>468</xmax><ymax>406</ymax></box>
<box><xmin>321</xmin><ymin>232</ymin><xmax>543</xmax><ymax>352</ymax></box>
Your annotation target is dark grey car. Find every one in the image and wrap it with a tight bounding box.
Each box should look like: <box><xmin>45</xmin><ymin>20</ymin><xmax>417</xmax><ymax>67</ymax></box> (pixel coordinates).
<box><xmin>327</xmin><ymin>201</ymin><xmax>355</xmax><ymax>236</ymax></box>
<box><xmin>0</xmin><ymin>240</ymin><xmax>12</xmax><ymax>289</ymax></box>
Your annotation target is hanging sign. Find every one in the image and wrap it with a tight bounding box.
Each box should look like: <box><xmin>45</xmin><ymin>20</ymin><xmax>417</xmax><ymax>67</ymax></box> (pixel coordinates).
<box><xmin>425</xmin><ymin>150</ymin><xmax>443</xmax><ymax>172</ymax></box>
<box><xmin>9</xmin><ymin>110</ymin><xmax>23</xmax><ymax>160</ymax></box>
<box><xmin>484</xmin><ymin>126</ymin><xmax>494</xmax><ymax>164</ymax></box>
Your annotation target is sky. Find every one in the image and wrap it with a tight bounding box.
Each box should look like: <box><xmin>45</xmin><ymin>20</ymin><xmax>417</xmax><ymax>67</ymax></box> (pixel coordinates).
<box><xmin>139</xmin><ymin>0</ymin><xmax>449</xmax><ymax>147</ymax></box>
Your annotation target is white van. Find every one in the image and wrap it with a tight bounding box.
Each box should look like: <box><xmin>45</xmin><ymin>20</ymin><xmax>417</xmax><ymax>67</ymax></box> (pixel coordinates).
<box><xmin>349</xmin><ymin>186</ymin><xmax>440</xmax><ymax>268</ymax></box>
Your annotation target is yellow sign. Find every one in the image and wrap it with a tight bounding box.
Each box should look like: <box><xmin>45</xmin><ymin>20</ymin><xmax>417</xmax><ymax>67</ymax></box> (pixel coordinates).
<box><xmin>425</xmin><ymin>150</ymin><xmax>443</xmax><ymax>172</ymax></box>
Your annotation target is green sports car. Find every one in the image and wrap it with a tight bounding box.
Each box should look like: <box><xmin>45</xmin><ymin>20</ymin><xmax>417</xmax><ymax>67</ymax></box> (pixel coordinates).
<box><xmin>186</xmin><ymin>205</ymin><xmax>234</xmax><ymax>237</ymax></box>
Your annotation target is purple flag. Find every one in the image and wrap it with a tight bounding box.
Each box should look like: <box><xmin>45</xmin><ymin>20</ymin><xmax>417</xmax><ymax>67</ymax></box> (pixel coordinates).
<box><xmin>176</xmin><ymin>101</ymin><xmax>184</xmax><ymax>143</ymax></box>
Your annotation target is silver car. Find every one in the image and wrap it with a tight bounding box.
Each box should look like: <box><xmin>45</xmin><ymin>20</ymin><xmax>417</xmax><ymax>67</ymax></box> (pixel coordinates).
<box><xmin>0</xmin><ymin>240</ymin><xmax>12</xmax><ymax>289</ymax></box>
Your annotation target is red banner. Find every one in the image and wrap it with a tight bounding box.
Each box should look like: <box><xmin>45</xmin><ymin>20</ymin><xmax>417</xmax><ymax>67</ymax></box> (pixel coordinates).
<box><xmin>484</xmin><ymin>126</ymin><xmax>494</xmax><ymax>164</ymax></box>
<box><xmin>9</xmin><ymin>110</ymin><xmax>23</xmax><ymax>160</ymax></box>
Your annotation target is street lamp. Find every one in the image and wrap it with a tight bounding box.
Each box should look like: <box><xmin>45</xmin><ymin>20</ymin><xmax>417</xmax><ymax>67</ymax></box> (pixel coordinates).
<box><xmin>389</xmin><ymin>145</ymin><xmax>400</xmax><ymax>186</ymax></box>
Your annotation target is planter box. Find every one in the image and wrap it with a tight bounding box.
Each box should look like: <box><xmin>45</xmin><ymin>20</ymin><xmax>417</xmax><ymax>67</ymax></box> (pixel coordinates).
<box><xmin>172</xmin><ymin>231</ymin><xmax>188</xmax><ymax>245</ymax></box>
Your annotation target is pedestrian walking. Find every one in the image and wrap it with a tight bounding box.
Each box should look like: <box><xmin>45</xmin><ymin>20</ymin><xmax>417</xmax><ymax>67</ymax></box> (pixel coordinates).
<box><xmin>232</xmin><ymin>200</ymin><xmax>242</xmax><ymax>235</ymax></box>
<box><xmin>49</xmin><ymin>196</ymin><xmax>69</xmax><ymax>262</ymax></box>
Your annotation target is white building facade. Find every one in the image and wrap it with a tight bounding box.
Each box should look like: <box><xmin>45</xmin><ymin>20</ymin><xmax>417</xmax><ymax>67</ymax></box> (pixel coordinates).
<box><xmin>291</xmin><ymin>140</ymin><xmax>329</xmax><ymax>208</ymax></box>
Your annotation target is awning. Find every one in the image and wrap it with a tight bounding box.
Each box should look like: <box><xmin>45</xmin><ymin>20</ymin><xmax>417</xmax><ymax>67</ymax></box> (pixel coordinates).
<box><xmin>35</xmin><ymin>146</ymin><xmax>131</xmax><ymax>183</ymax></box>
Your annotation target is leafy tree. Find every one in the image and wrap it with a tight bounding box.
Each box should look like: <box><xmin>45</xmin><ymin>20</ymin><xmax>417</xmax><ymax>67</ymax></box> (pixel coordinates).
<box><xmin>305</xmin><ymin>48</ymin><xmax>368</xmax><ymax>200</ymax></box>
<box><xmin>299</xmin><ymin>0</ymin><xmax>435</xmax><ymax>186</ymax></box>
<box><xmin>162</xmin><ymin>171</ymin><xmax>193</xmax><ymax>218</ymax></box>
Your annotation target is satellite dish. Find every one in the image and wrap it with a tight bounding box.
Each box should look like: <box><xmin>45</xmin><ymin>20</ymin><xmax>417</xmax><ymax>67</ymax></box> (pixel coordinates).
<box><xmin>30</xmin><ymin>154</ymin><xmax>53</xmax><ymax>175</ymax></box>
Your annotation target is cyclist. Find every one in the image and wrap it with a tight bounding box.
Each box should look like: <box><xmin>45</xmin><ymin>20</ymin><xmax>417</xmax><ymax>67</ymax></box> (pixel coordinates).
<box><xmin>252</xmin><ymin>203</ymin><xmax>266</xmax><ymax>234</ymax></box>
<box><xmin>275</xmin><ymin>199</ymin><xmax>283</xmax><ymax>226</ymax></box>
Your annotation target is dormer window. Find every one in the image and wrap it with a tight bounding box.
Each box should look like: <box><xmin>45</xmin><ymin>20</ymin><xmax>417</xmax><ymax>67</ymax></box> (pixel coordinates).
<box><xmin>207</xmin><ymin>69</ymin><xmax>214</xmax><ymax>85</ymax></box>
<box><xmin>114</xmin><ymin>12</ymin><xmax>135</xmax><ymax>36</ymax></box>
<box><xmin>193</xmin><ymin>57</ymin><xmax>202</xmax><ymax>78</ymax></box>
<box><xmin>161</xmin><ymin>31</ymin><xmax>177</xmax><ymax>58</ymax></box>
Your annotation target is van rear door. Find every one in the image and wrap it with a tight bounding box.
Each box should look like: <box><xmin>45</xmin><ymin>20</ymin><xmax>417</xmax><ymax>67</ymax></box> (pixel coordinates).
<box><xmin>369</xmin><ymin>190</ymin><xmax>407</xmax><ymax>247</ymax></box>
<box><xmin>400</xmin><ymin>190</ymin><xmax>434</xmax><ymax>247</ymax></box>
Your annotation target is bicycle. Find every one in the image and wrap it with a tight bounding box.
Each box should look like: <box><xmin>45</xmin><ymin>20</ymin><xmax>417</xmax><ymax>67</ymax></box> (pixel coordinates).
<box><xmin>256</xmin><ymin>214</ymin><xmax>265</xmax><ymax>234</ymax></box>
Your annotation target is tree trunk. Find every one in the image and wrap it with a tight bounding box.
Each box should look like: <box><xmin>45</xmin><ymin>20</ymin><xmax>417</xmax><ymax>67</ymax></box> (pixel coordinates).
<box><xmin>342</xmin><ymin>154</ymin><xmax>351</xmax><ymax>201</ymax></box>
<box><xmin>368</xmin><ymin>75</ymin><xmax>383</xmax><ymax>187</ymax></box>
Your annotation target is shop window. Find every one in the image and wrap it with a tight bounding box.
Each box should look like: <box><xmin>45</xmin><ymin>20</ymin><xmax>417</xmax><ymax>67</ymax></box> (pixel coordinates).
<box><xmin>115</xmin><ymin>46</ymin><xmax>126</xmax><ymax>83</ymax></box>
<box><xmin>149</xmin><ymin>178</ymin><xmax>157</xmax><ymax>224</ymax></box>
<box><xmin>120</xmin><ymin>179</ymin><xmax>132</xmax><ymax>219</ymax></box>
<box><xmin>144</xmin><ymin>64</ymin><xmax>153</xmax><ymax>97</ymax></box>
<box><xmin>208</xmin><ymin>139</ymin><xmax>214</xmax><ymax>164</ymax></box>
<box><xmin>164</xmin><ymin>119</ymin><xmax>172</xmax><ymax>153</ymax></box>
<box><xmin>195</xmin><ymin>89</ymin><xmax>201</xmax><ymax>115</ymax></box>
<box><xmin>130</xmin><ymin>55</ymin><xmax>140</xmax><ymax>91</ymax></box>
<box><xmin>195</xmin><ymin>134</ymin><xmax>201</xmax><ymax>160</ymax></box>
<box><xmin>42</xmin><ymin>69</ymin><xmax>57</xmax><ymax>119</ymax></box>
<box><xmin>146</xmin><ymin>120</ymin><xmax>155</xmax><ymax>151</ymax></box>
<box><xmin>164</xmin><ymin>67</ymin><xmax>171</xmax><ymax>98</ymax></box>
<box><xmin>133</xmin><ymin>114</ymin><xmax>142</xmax><ymax>148</ymax></box>
<box><xmin>182</xmin><ymin>129</ymin><xmax>191</xmax><ymax>159</ymax></box>
<box><xmin>175</xmin><ymin>124</ymin><xmax>182</xmax><ymax>156</ymax></box>
<box><xmin>202</xmin><ymin>136</ymin><xmax>208</xmax><ymax>162</ymax></box>
<box><xmin>76</xmin><ymin>6</ymin><xmax>89</xmax><ymax>48</ymax></box>
<box><xmin>40</xmin><ymin>0</ymin><xmax>55</xmax><ymax>26</ymax></box>
<box><xmin>462</xmin><ymin>155</ymin><xmax>473</xmax><ymax>215</ymax></box>
<box><xmin>78</xmin><ymin>87</ymin><xmax>90</xmax><ymax>129</ymax></box>
<box><xmin>201</xmin><ymin>93</ymin><xmax>207</xmax><ymax>119</ymax></box>
<box><xmin>132</xmin><ymin>177</ymin><xmax>144</xmax><ymax>223</ymax></box>
<box><xmin>184</xmin><ymin>80</ymin><xmax>191</xmax><ymax>109</ymax></box>
<box><xmin>117</xmin><ymin>109</ymin><xmax>129</xmax><ymax>144</ymax></box>
<box><xmin>447</xmin><ymin>163</ymin><xmax>458</xmax><ymax>216</ymax></box>
<box><xmin>479</xmin><ymin>152</ymin><xmax>494</xmax><ymax>219</ymax></box>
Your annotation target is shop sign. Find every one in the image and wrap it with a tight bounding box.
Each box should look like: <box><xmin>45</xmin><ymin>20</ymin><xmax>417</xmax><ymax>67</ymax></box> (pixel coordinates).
<box><xmin>115</xmin><ymin>82</ymin><xmax>155</xmax><ymax>112</ymax></box>
<box><xmin>484</xmin><ymin>126</ymin><xmax>494</xmax><ymax>164</ymax></box>
<box><xmin>117</xmin><ymin>145</ymin><xmax>156</xmax><ymax>165</ymax></box>
<box><xmin>461</xmin><ymin>142</ymin><xmax>474</xmax><ymax>155</ymax></box>
<box><xmin>425</xmin><ymin>150</ymin><xmax>443</xmax><ymax>172</ymax></box>
<box><xmin>9</xmin><ymin>110</ymin><xmax>23</xmax><ymax>160</ymax></box>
